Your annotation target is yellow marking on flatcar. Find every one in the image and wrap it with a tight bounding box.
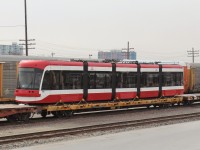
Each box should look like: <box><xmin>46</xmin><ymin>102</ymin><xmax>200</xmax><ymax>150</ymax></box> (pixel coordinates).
<box><xmin>46</xmin><ymin>97</ymin><xmax>183</xmax><ymax>112</ymax></box>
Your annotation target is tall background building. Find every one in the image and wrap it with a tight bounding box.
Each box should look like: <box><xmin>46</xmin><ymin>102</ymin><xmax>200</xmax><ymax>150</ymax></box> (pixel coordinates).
<box><xmin>98</xmin><ymin>50</ymin><xmax>136</xmax><ymax>60</ymax></box>
<box><xmin>0</xmin><ymin>43</ymin><xmax>23</xmax><ymax>55</ymax></box>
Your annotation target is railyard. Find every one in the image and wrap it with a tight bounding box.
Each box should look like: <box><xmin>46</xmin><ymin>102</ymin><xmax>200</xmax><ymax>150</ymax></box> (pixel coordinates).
<box><xmin>1</xmin><ymin>1</ymin><xmax>200</xmax><ymax>149</ymax></box>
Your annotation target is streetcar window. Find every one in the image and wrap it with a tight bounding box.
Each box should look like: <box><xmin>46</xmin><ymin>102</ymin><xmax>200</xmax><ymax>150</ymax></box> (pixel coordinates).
<box><xmin>162</xmin><ymin>72</ymin><xmax>183</xmax><ymax>86</ymax></box>
<box><xmin>34</xmin><ymin>72</ymin><xmax>42</xmax><ymax>89</ymax></box>
<box><xmin>141</xmin><ymin>72</ymin><xmax>159</xmax><ymax>87</ymax></box>
<box><xmin>162</xmin><ymin>72</ymin><xmax>174</xmax><ymax>86</ymax></box>
<box><xmin>89</xmin><ymin>72</ymin><xmax>112</xmax><ymax>89</ymax></box>
<box><xmin>96</xmin><ymin>73</ymin><xmax>105</xmax><ymax>89</ymax></box>
<box><xmin>17</xmin><ymin>68</ymin><xmax>43</xmax><ymax>90</ymax></box>
<box><xmin>116</xmin><ymin>72</ymin><xmax>137</xmax><ymax>88</ymax></box>
<box><xmin>42</xmin><ymin>71</ymin><xmax>60</xmax><ymax>90</ymax></box>
<box><xmin>89</xmin><ymin>73</ymin><xmax>96</xmax><ymax>89</ymax></box>
<box><xmin>175</xmin><ymin>72</ymin><xmax>183</xmax><ymax>86</ymax></box>
<box><xmin>105</xmin><ymin>73</ymin><xmax>111</xmax><ymax>88</ymax></box>
<box><xmin>42</xmin><ymin>71</ymin><xmax>51</xmax><ymax>90</ymax></box>
<box><xmin>42</xmin><ymin>71</ymin><xmax>83</xmax><ymax>90</ymax></box>
<box><xmin>62</xmin><ymin>71</ymin><xmax>83</xmax><ymax>89</ymax></box>
<box><xmin>54</xmin><ymin>71</ymin><xmax>61</xmax><ymax>89</ymax></box>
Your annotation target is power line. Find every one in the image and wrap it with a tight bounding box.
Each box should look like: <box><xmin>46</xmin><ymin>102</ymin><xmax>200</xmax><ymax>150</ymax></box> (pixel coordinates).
<box><xmin>0</xmin><ymin>25</ymin><xmax>24</xmax><ymax>27</ymax></box>
<box><xmin>37</xmin><ymin>40</ymin><xmax>121</xmax><ymax>51</ymax></box>
<box><xmin>37</xmin><ymin>40</ymin><xmax>91</xmax><ymax>50</ymax></box>
<box><xmin>0</xmin><ymin>39</ymin><xmax>19</xmax><ymax>41</ymax></box>
<box><xmin>36</xmin><ymin>43</ymin><xmax>84</xmax><ymax>51</ymax></box>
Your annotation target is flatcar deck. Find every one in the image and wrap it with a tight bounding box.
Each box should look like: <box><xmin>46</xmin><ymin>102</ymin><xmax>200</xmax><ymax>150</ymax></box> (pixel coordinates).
<box><xmin>0</xmin><ymin>98</ymin><xmax>15</xmax><ymax>102</ymax></box>
<box><xmin>0</xmin><ymin>104</ymin><xmax>36</xmax><ymax>109</ymax></box>
<box><xmin>177</xmin><ymin>93</ymin><xmax>200</xmax><ymax>101</ymax></box>
<box><xmin>0</xmin><ymin>104</ymin><xmax>39</xmax><ymax>118</ymax></box>
<box><xmin>46</xmin><ymin>97</ymin><xmax>183</xmax><ymax>112</ymax></box>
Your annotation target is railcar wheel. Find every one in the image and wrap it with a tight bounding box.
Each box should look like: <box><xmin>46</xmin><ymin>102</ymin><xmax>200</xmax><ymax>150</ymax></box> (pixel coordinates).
<box><xmin>64</xmin><ymin>111</ymin><xmax>74</xmax><ymax>117</ymax></box>
<box><xmin>41</xmin><ymin>110</ymin><xmax>47</xmax><ymax>118</ymax></box>
<box><xmin>164</xmin><ymin>103</ymin><xmax>170</xmax><ymax>108</ymax></box>
<box><xmin>183</xmin><ymin>100</ymin><xmax>189</xmax><ymax>106</ymax></box>
<box><xmin>52</xmin><ymin>111</ymin><xmax>65</xmax><ymax>118</ymax></box>
<box><xmin>6</xmin><ymin>115</ymin><xmax>18</xmax><ymax>122</ymax></box>
<box><xmin>52</xmin><ymin>111</ymin><xmax>59</xmax><ymax>118</ymax></box>
<box><xmin>19</xmin><ymin>113</ymin><xmax>31</xmax><ymax>121</ymax></box>
<box><xmin>187</xmin><ymin>101</ymin><xmax>193</xmax><ymax>105</ymax></box>
<box><xmin>52</xmin><ymin>111</ymin><xmax>73</xmax><ymax>118</ymax></box>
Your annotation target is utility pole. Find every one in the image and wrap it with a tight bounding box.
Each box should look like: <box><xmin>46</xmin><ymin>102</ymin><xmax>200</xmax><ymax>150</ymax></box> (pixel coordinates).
<box><xmin>122</xmin><ymin>41</ymin><xmax>134</xmax><ymax>59</ymax></box>
<box><xmin>187</xmin><ymin>47</ymin><xmax>199</xmax><ymax>63</ymax></box>
<box><xmin>24</xmin><ymin>0</ymin><xmax>28</xmax><ymax>56</ymax></box>
<box><xmin>51</xmin><ymin>52</ymin><xmax>55</xmax><ymax>57</ymax></box>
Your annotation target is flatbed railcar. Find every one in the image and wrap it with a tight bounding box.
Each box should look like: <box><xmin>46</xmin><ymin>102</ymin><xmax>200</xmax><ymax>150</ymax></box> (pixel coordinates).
<box><xmin>0</xmin><ymin>58</ymin><xmax>200</xmax><ymax>122</ymax></box>
<box><xmin>13</xmin><ymin>59</ymin><xmax>186</xmax><ymax>119</ymax></box>
<box><xmin>0</xmin><ymin>94</ymin><xmax>200</xmax><ymax>122</ymax></box>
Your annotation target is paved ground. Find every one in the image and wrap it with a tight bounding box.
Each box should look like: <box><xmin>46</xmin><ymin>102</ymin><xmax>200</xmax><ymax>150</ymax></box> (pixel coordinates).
<box><xmin>15</xmin><ymin>120</ymin><xmax>200</xmax><ymax>150</ymax></box>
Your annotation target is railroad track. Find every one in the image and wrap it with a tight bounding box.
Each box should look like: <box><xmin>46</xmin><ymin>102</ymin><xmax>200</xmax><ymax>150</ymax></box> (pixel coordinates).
<box><xmin>1</xmin><ymin>112</ymin><xmax>200</xmax><ymax>146</ymax></box>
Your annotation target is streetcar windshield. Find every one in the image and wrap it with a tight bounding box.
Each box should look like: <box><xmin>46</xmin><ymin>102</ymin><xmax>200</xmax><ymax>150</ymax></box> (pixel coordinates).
<box><xmin>17</xmin><ymin>68</ymin><xmax>43</xmax><ymax>90</ymax></box>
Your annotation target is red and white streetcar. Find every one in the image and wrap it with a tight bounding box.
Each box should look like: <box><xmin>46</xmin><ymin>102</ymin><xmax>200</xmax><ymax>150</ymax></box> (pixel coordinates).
<box><xmin>15</xmin><ymin>60</ymin><xmax>184</xmax><ymax>104</ymax></box>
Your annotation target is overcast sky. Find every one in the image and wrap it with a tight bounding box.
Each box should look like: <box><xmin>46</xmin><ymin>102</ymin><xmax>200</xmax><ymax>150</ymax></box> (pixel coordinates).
<box><xmin>0</xmin><ymin>0</ymin><xmax>200</xmax><ymax>62</ymax></box>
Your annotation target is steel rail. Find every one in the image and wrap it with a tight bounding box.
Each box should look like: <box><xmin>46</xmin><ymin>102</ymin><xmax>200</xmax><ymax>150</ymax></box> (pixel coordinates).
<box><xmin>0</xmin><ymin>112</ymin><xmax>200</xmax><ymax>145</ymax></box>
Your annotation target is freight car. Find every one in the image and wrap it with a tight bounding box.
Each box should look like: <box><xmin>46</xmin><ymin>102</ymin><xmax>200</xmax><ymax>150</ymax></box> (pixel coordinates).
<box><xmin>187</xmin><ymin>63</ymin><xmax>200</xmax><ymax>93</ymax></box>
<box><xmin>0</xmin><ymin>61</ymin><xmax>18</xmax><ymax>102</ymax></box>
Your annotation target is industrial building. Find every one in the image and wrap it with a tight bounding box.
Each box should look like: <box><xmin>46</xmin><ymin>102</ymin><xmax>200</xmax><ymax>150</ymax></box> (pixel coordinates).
<box><xmin>0</xmin><ymin>43</ymin><xmax>23</xmax><ymax>55</ymax></box>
